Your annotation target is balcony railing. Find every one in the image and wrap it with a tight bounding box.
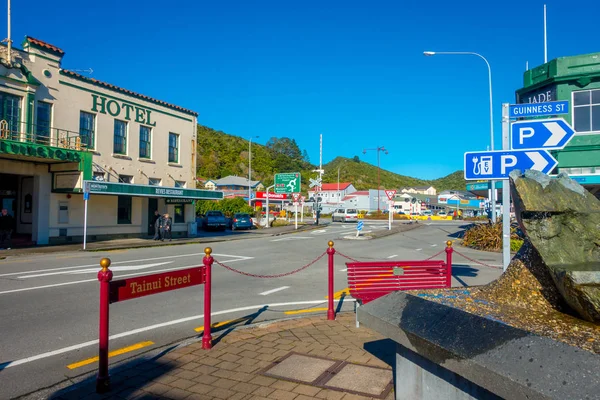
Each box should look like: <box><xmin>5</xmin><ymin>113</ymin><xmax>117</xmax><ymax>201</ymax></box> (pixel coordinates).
<box><xmin>0</xmin><ymin>120</ymin><xmax>88</xmax><ymax>151</ymax></box>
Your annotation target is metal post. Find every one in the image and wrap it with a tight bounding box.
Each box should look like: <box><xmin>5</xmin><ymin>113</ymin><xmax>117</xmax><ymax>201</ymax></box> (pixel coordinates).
<box><xmin>445</xmin><ymin>241</ymin><xmax>453</xmax><ymax>287</ymax></box>
<box><xmin>327</xmin><ymin>241</ymin><xmax>336</xmax><ymax>320</ymax></box>
<box><xmin>96</xmin><ymin>258</ymin><xmax>113</xmax><ymax>393</ymax></box>
<box><xmin>265</xmin><ymin>184</ymin><xmax>274</xmax><ymax>228</ymax></box>
<box><xmin>248</xmin><ymin>138</ymin><xmax>252</xmax><ymax>206</ymax></box>
<box><xmin>388</xmin><ymin>201</ymin><xmax>392</xmax><ymax>230</ymax></box>
<box><xmin>377</xmin><ymin>151</ymin><xmax>380</xmax><ymax>212</ymax></box>
<box><xmin>295</xmin><ymin>203</ymin><xmax>298</xmax><ymax>230</ymax></box>
<box><xmin>502</xmin><ymin>103</ymin><xmax>511</xmax><ymax>272</ymax></box>
<box><xmin>83</xmin><ymin>197</ymin><xmax>88</xmax><ymax>250</ymax></box>
<box><xmin>202</xmin><ymin>247</ymin><xmax>213</xmax><ymax>350</ymax></box>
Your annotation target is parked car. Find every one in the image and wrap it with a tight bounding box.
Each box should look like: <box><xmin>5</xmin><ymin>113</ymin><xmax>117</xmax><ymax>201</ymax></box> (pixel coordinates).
<box><xmin>232</xmin><ymin>213</ymin><xmax>253</xmax><ymax>230</ymax></box>
<box><xmin>437</xmin><ymin>211</ymin><xmax>448</xmax><ymax>217</ymax></box>
<box><xmin>332</xmin><ymin>208</ymin><xmax>359</xmax><ymax>222</ymax></box>
<box><xmin>201</xmin><ymin>210</ymin><xmax>228</xmax><ymax>231</ymax></box>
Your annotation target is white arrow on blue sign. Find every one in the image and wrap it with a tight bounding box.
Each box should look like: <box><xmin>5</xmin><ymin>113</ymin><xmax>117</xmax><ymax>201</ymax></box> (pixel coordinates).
<box><xmin>464</xmin><ymin>150</ymin><xmax>557</xmax><ymax>180</ymax></box>
<box><xmin>511</xmin><ymin>118</ymin><xmax>575</xmax><ymax>150</ymax></box>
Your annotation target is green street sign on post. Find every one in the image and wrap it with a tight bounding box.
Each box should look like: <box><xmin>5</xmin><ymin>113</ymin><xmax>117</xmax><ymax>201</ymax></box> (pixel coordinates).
<box><xmin>274</xmin><ymin>173</ymin><xmax>301</xmax><ymax>194</ymax></box>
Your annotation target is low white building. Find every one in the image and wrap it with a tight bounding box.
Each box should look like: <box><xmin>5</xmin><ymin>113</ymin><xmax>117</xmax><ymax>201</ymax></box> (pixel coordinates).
<box><xmin>0</xmin><ymin>36</ymin><xmax>221</xmax><ymax>245</ymax></box>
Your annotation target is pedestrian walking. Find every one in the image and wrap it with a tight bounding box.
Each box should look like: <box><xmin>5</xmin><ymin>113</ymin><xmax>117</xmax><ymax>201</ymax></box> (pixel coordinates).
<box><xmin>151</xmin><ymin>210</ymin><xmax>161</xmax><ymax>240</ymax></box>
<box><xmin>0</xmin><ymin>208</ymin><xmax>14</xmax><ymax>250</ymax></box>
<box><xmin>162</xmin><ymin>213</ymin><xmax>172</xmax><ymax>241</ymax></box>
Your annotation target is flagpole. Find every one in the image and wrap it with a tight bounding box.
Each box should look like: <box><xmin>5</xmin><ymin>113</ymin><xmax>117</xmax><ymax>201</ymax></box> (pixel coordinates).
<box><xmin>544</xmin><ymin>4</ymin><xmax>548</xmax><ymax>63</ymax></box>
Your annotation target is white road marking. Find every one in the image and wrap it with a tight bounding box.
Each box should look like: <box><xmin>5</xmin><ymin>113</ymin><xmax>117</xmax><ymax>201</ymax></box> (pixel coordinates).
<box><xmin>431</xmin><ymin>244</ymin><xmax>438</xmax><ymax>247</ymax></box>
<box><xmin>0</xmin><ymin>252</ymin><xmax>239</xmax><ymax>277</ymax></box>
<box><xmin>339</xmin><ymin>268</ymin><xmax>347</xmax><ymax>272</ymax></box>
<box><xmin>271</xmin><ymin>237</ymin><xmax>312</xmax><ymax>242</ymax></box>
<box><xmin>311</xmin><ymin>230</ymin><xmax>327</xmax><ymax>234</ymax></box>
<box><xmin>259</xmin><ymin>286</ymin><xmax>290</xmax><ymax>295</ymax></box>
<box><xmin>387</xmin><ymin>255</ymin><xmax>398</xmax><ymax>259</ymax></box>
<box><xmin>415</xmin><ymin>248</ymin><xmax>422</xmax><ymax>251</ymax></box>
<box><xmin>0</xmin><ymin>257</ymin><xmax>251</xmax><ymax>296</ymax></box>
<box><xmin>0</xmin><ymin>299</ymin><xmax>356</xmax><ymax>370</ymax></box>
<box><xmin>18</xmin><ymin>261</ymin><xmax>174</xmax><ymax>279</ymax></box>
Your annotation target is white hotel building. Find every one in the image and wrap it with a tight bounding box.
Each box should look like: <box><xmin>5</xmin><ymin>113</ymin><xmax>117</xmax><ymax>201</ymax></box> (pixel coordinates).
<box><xmin>0</xmin><ymin>36</ymin><xmax>221</xmax><ymax>245</ymax></box>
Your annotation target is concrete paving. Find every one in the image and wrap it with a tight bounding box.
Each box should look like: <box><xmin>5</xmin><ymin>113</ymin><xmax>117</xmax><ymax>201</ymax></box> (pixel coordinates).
<box><xmin>0</xmin><ymin>221</ymin><xmax>503</xmax><ymax>399</ymax></box>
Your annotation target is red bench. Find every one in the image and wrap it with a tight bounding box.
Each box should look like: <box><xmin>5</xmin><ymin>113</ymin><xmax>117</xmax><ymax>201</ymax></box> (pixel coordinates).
<box><xmin>346</xmin><ymin>242</ymin><xmax>453</xmax><ymax>326</ymax></box>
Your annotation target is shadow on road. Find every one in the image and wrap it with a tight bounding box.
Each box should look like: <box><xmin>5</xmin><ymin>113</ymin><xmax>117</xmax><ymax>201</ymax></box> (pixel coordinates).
<box><xmin>451</xmin><ymin>264</ymin><xmax>480</xmax><ymax>287</ymax></box>
<box><xmin>209</xmin><ymin>306</ymin><xmax>268</xmax><ymax>346</ymax></box>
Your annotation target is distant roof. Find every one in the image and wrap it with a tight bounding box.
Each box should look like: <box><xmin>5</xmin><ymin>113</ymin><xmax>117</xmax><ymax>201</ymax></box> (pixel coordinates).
<box><xmin>24</xmin><ymin>36</ymin><xmax>65</xmax><ymax>55</ymax></box>
<box><xmin>318</xmin><ymin>182</ymin><xmax>352</xmax><ymax>191</ymax></box>
<box><xmin>342</xmin><ymin>191</ymin><xmax>369</xmax><ymax>201</ymax></box>
<box><xmin>212</xmin><ymin>176</ymin><xmax>261</xmax><ymax>188</ymax></box>
<box><xmin>401</xmin><ymin>186</ymin><xmax>434</xmax><ymax>190</ymax></box>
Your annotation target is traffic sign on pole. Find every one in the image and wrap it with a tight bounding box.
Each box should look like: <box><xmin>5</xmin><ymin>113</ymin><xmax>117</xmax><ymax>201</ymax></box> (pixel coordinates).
<box><xmin>511</xmin><ymin>118</ymin><xmax>575</xmax><ymax>150</ymax></box>
<box><xmin>509</xmin><ymin>101</ymin><xmax>569</xmax><ymax>118</ymax></box>
<box><xmin>385</xmin><ymin>190</ymin><xmax>396</xmax><ymax>200</ymax></box>
<box><xmin>309</xmin><ymin>177</ymin><xmax>321</xmax><ymax>188</ymax></box>
<box><xmin>274</xmin><ymin>173</ymin><xmax>301</xmax><ymax>194</ymax></box>
<box><xmin>464</xmin><ymin>149</ymin><xmax>557</xmax><ymax>180</ymax></box>
<box><xmin>292</xmin><ymin>193</ymin><xmax>300</xmax><ymax>202</ymax></box>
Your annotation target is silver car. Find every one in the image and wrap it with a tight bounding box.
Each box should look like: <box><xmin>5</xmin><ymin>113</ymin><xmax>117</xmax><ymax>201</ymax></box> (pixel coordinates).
<box><xmin>332</xmin><ymin>208</ymin><xmax>359</xmax><ymax>223</ymax></box>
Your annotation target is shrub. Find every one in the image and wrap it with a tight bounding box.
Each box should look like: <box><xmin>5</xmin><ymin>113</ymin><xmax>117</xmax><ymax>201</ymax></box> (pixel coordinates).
<box><xmin>272</xmin><ymin>219</ymin><xmax>289</xmax><ymax>227</ymax></box>
<box><xmin>462</xmin><ymin>221</ymin><xmax>521</xmax><ymax>251</ymax></box>
<box><xmin>510</xmin><ymin>239</ymin><xmax>524</xmax><ymax>252</ymax></box>
<box><xmin>196</xmin><ymin>197</ymin><xmax>253</xmax><ymax>217</ymax></box>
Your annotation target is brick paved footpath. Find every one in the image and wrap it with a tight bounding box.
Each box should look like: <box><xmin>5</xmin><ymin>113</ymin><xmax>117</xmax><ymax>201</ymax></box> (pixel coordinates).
<box><xmin>51</xmin><ymin>313</ymin><xmax>394</xmax><ymax>400</ymax></box>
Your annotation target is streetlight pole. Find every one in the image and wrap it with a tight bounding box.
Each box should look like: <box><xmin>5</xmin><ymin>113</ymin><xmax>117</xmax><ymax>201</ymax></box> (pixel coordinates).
<box><xmin>248</xmin><ymin>136</ymin><xmax>259</xmax><ymax>206</ymax></box>
<box><xmin>363</xmin><ymin>146</ymin><xmax>388</xmax><ymax>212</ymax></box>
<box><xmin>423</xmin><ymin>51</ymin><xmax>497</xmax><ymax>223</ymax></box>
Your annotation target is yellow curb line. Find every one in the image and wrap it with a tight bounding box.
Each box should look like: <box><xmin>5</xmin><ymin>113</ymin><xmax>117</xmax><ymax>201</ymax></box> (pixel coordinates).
<box><xmin>284</xmin><ymin>307</ymin><xmax>329</xmax><ymax>315</ymax></box>
<box><xmin>194</xmin><ymin>317</ymin><xmax>250</xmax><ymax>333</ymax></box>
<box><xmin>66</xmin><ymin>341</ymin><xmax>154</xmax><ymax>370</ymax></box>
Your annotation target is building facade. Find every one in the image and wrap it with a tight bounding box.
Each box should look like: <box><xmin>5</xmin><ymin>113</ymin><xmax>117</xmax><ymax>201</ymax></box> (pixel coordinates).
<box><xmin>0</xmin><ymin>36</ymin><xmax>220</xmax><ymax>245</ymax></box>
<box><xmin>515</xmin><ymin>52</ymin><xmax>600</xmax><ymax>198</ymax></box>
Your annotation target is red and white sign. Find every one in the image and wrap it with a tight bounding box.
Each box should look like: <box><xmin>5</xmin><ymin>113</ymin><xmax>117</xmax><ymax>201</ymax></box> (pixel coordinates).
<box><xmin>292</xmin><ymin>193</ymin><xmax>301</xmax><ymax>202</ymax></box>
<box><xmin>256</xmin><ymin>192</ymin><xmax>288</xmax><ymax>200</ymax></box>
<box><xmin>300</xmin><ymin>196</ymin><xmax>305</xmax><ymax>203</ymax></box>
<box><xmin>385</xmin><ymin>190</ymin><xmax>397</xmax><ymax>200</ymax></box>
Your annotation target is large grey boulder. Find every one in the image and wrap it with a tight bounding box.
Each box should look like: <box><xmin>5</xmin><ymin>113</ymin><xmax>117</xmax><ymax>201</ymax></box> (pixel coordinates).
<box><xmin>510</xmin><ymin>170</ymin><xmax>600</xmax><ymax>322</ymax></box>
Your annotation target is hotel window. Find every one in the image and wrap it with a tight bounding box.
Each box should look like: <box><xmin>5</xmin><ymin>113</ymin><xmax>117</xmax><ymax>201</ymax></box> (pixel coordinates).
<box><xmin>174</xmin><ymin>180</ymin><xmax>186</xmax><ymax>188</ymax></box>
<box><xmin>174</xmin><ymin>204</ymin><xmax>185</xmax><ymax>223</ymax></box>
<box><xmin>139</xmin><ymin>126</ymin><xmax>151</xmax><ymax>158</ymax></box>
<box><xmin>35</xmin><ymin>101</ymin><xmax>52</xmax><ymax>143</ymax></box>
<box><xmin>79</xmin><ymin>111</ymin><xmax>95</xmax><ymax>150</ymax></box>
<box><xmin>168</xmin><ymin>133</ymin><xmax>179</xmax><ymax>163</ymax></box>
<box><xmin>573</xmin><ymin>89</ymin><xmax>600</xmax><ymax>133</ymax></box>
<box><xmin>118</xmin><ymin>175</ymin><xmax>133</xmax><ymax>184</ymax></box>
<box><xmin>117</xmin><ymin>196</ymin><xmax>132</xmax><ymax>224</ymax></box>
<box><xmin>0</xmin><ymin>92</ymin><xmax>21</xmax><ymax>139</ymax></box>
<box><xmin>149</xmin><ymin>178</ymin><xmax>161</xmax><ymax>186</ymax></box>
<box><xmin>113</xmin><ymin>120</ymin><xmax>128</xmax><ymax>154</ymax></box>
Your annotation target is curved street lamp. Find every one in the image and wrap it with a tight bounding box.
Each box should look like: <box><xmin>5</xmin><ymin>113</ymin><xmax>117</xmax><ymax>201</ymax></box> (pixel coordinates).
<box><xmin>423</xmin><ymin>50</ymin><xmax>497</xmax><ymax>223</ymax></box>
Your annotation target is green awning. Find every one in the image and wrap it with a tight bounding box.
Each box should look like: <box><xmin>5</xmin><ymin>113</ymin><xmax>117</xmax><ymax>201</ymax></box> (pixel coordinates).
<box><xmin>84</xmin><ymin>181</ymin><xmax>223</xmax><ymax>200</ymax></box>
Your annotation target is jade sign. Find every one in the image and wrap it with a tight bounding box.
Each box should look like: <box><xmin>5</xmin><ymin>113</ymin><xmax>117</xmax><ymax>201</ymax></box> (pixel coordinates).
<box><xmin>84</xmin><ymin>181</ymin><xmax>223</xmax><ymax>200</ymax></box>
<box><xmin>274</xmin><ymin>173</ymin><xmax>301</xmax><ymax>194</ymax></box>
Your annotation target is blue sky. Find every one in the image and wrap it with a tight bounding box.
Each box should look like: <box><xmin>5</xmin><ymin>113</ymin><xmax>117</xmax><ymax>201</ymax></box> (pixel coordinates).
<box><xmin>10</xmin><ymin>0</ymin><xmax>599</xmax><ymax>179</ymax></box>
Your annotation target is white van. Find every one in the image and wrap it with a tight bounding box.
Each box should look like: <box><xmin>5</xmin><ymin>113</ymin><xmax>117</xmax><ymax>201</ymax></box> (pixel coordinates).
<box><xmin>332</xmin><ymin>208</ymin><xmax>359</xmax><ymax>222</ymax></box>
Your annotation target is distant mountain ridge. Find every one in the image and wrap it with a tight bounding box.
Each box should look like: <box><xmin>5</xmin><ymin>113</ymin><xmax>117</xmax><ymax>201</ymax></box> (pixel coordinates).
<box><xmin>195</xmin><ymin>124</ymin><xmax>467</xmax><ymax>192</ymax></box>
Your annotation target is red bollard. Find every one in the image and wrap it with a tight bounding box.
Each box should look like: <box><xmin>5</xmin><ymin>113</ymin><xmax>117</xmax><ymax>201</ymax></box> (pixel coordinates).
<box><xmin>327</xmin><ymin>240</ymin><xmax>336</xmax><ymax>321</ymax></box>
<box><xmin>445</xmin><ymin>241</ymin><xmax>453</xmax><ymax>287</ymax></box>
<box><xmin>96</xmin><ymin>258</ymin><xmax>113</xmax><ymax>394</ymax></box>
<box><xmin>202</xmin><ymin>247</ymin><xmax>213</xmax><ymax>350</ymax></box>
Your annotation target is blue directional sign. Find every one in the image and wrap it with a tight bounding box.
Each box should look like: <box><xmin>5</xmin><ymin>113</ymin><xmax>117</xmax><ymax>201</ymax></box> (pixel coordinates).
<box><xmin>357</xmin><ymin>220</ymin><xmax>364</xmax><ymax>231</ymax></box>
<box><xmin>511</xmin><ymin>118</ymin><xmax>575</xmax><ymax>150</ymax></box>
<box><xmin>464</xmin><ymin>150</ymin><xmax>557</xmax><ymax>180</ymax></box>
<box><xmin>509</xmin><ymin>101</ymin><xmax>569</xmax><ymax>118</ymax></box>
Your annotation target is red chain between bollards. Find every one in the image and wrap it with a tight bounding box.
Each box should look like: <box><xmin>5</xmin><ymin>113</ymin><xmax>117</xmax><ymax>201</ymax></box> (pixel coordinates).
<box><xmin>327</xmin><ymin>241</ymin><xmax>336</xmax><ymax>321</ymax></box>
<box><xmin>202</xmin><ymin>248</ymin><xmax>214</xmax><ymax>350</ymax></box>
<box><xmin>96</xmin><ymin>258</ymin><xmax>113</xmax><ymax>394</ymax></box>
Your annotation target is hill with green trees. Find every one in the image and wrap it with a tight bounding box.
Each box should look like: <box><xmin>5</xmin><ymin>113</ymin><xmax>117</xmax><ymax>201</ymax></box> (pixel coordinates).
<box><xmin>195</xmin><ymin>124</ymin><xmax>467</xmax><ymax>192</ymax></box>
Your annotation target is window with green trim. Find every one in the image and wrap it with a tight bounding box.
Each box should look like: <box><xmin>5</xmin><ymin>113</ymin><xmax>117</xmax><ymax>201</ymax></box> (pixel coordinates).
<box><xmin>0</xmin><ymin>92</ymin><xmax>21</xmax><ymax>140</ymax></box>
<box><xmin>79</xmin><ymin>111</ymin><xmax>95</xmax><ymax>149</ymax></box>
<box><xmin>35</xmin><ymin>101</ymin><xmax>52</xmax><ymax>142</ymax></box>
<box><xmin>168</xmin><ymin>132</ymin><xmax>179</xmax><ymax>163</ymax></box>
<box><xmin>114</xmin><ymin>120</ymin><xmax>127</xmax><ymax>154</ymax></box>
<box><xmin>573</xmin><ymin>89</ymin><xmax>600</xmax><ymax>133</ymax></box>
<box><xmin>174</xmin><ymin>204</ymin><xmax>185</xmax><ymax>223</ymax></box>
<box><xmin>139</xmin><ymin>126</ymin><xmax>151</xmax><ymax>158</ymax></box>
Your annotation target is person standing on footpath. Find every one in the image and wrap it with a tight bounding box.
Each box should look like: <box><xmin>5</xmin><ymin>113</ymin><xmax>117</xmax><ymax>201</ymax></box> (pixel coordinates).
<box><xmin>151</xmin><ymin>210</ymin><xmax>161</xmax><ymax>240</ymax></box>
<box><xmin>0</xmin><ymin>208</ymin><xmax>15</xmax><ymax>250</ymax></box>
<box><xmin>162</xmin><ymin>213</ymin><xmax>172</xmax><ymax>241</ymax></box>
